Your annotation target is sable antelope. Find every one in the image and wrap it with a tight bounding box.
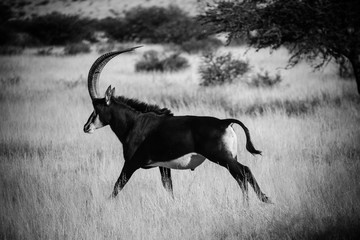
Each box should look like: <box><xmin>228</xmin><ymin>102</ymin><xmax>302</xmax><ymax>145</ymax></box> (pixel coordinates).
<box><xmin>83</xmin><ymin>47</ymin><xmax>270</xmax><ymax>203</ymax></box>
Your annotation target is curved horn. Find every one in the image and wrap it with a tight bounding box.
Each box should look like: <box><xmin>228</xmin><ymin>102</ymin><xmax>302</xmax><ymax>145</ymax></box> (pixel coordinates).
<box><xmin>87</xmin><ymin>46</ymin><xmax>142</xmax><ymax>100</ymax></box>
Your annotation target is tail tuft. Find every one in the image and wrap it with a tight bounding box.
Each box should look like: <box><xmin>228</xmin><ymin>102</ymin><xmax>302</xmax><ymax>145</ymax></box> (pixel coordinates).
<box><xmin>246</xmin><ymin>142</ymin><xmax>262</xmax><ymax>155</ymax></box>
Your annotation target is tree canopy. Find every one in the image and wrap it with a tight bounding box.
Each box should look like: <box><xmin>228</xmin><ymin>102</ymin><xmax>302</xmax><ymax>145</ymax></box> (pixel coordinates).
<box><xmin>201</xmin><ymin>0</ymin><xmax>360</xmax><ymax>94</ymax></box>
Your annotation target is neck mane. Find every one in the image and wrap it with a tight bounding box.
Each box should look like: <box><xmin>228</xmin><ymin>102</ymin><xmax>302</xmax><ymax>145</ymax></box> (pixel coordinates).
<box><xmin>112</xmin><ymin>96</ymin><xmax>173</xmax><ymax>116</ymax></box>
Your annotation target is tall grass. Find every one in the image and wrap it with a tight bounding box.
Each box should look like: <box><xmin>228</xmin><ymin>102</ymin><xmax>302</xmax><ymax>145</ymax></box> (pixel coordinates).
<box><xmin>0</xmin><ymin>46</ymin><xmax>359</xmax><ymax>239</ymax></box>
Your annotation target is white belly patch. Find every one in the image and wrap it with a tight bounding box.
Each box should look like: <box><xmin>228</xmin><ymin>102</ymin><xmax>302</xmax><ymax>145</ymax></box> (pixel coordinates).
<box><xmin>148</xmin><ymin>153</ymin><xmax>206</xmax><ymax>170</ymax></box>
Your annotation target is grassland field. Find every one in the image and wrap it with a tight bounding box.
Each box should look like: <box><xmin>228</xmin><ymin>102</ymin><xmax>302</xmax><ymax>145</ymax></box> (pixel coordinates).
<box><xmin>0</xmin><ymin>45</ymin><xmax>360</xmax><ymax>240</ymax></box>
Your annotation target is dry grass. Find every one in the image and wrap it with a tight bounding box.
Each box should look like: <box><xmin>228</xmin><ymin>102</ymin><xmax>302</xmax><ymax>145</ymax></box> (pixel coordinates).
<box><xmin>0</xmin><ymin>46</ymin><xmax>359</xmax><ymax>239</ymax></box>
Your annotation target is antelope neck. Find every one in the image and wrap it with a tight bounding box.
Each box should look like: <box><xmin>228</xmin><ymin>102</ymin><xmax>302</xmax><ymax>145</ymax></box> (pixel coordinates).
<box><xmin>109</xmin><ymin>104</ymin><xmax>139</xmax><ymax>143</ymax></box>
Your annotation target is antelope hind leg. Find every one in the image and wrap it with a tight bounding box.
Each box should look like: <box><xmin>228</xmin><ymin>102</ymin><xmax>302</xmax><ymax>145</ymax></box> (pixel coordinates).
<box><xmin>159</xmin><ymin>167</ymin><xmax>174</xmax><ymax>198</ymax></box>
<box><xmin>207</xmin><ymin>155</ymin><xmax>270</xmax><ymax>204</ymax></box>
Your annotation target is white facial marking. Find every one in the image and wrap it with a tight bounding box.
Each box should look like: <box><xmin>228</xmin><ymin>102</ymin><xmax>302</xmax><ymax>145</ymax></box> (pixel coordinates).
<box><xmin>87</xmin><ymin>124</ymin><xmax>95</xmax><ymax>134</ymax></box>
<box><xmin>84</xmin><ymin>111</ymin><xmax>105</xmax><ymax>133</ymax></box>
<box><xmin>92</xmin><ymin>114</ymin><xmax>105</xmax><ymax>129</ymax></box>
<box><xmin>148</xmin><ymin>153</ymin><xmax>206</xmax><ymax>170</ymax></box>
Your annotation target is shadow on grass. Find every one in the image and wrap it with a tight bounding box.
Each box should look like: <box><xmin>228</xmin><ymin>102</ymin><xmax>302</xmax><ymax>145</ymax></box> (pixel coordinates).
<box><xmin>263</xmin><ymin>215</ymin><xmax>360</xmax><ymax>240</ymax></box>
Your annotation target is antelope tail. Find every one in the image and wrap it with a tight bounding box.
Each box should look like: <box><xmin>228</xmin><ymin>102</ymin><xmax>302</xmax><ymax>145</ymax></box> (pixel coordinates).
<box><xmin>225</xmin><ymin>119</ymin><xmax>262</xmax><ymax>155</ymax></box>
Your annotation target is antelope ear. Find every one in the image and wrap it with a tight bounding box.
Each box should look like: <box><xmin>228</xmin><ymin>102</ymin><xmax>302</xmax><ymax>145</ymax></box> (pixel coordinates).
<box><xmin>105</xmin><ymin>85</ymin><xmax>112</xmax><ymax>105</ymax></box>
<box><xmin>111</xmin><ymin>87</ymin><xmax>115</xmax><ymax>97</ymax></box>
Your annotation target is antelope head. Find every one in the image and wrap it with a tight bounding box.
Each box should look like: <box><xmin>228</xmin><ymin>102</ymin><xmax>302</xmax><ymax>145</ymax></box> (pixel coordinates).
<box><xmin>83</xmin><ymin>47</ymin><xmax>141</xmax><ymax>134</ymax></box>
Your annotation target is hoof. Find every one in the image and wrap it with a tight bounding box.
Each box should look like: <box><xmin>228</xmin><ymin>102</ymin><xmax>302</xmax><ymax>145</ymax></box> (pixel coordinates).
<box><xmin>108</xmin><ymin>192</ymin><xmax>117</xmax><ymax>199</ymax></box>
<box><xmin>261</xmin><ymin>194</ymin><xmax>273</xmax><ymax>204</ymax></box>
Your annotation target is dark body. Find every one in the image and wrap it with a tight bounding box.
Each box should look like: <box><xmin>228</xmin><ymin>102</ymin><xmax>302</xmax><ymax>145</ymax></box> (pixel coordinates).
<box><xmin>141</xmin><ymin>116</ymin><xmax>232</xmax><ymax>164</ymax></box>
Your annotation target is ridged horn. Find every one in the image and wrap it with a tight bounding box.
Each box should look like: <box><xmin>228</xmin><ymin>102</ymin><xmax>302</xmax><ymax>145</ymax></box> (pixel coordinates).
<box><xmin>87</xmin><ymin>46</ymin><xmax>142</xmax><ymax>100</ymax></box>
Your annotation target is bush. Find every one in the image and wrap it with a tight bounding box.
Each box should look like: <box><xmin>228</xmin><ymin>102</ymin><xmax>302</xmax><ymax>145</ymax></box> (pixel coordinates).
<box><xmin>227</xmin><ymin>35</ymin><xmax>248</xmax><ymax>46</ymax></box>
<box><xmin>135</xmin><ymin>50</ymin><xmax>189</xmax><ymax>72</ymax></box>
<box><xmin>135</xmin><ymin>50</ymin><xmax>163</xmax><ymax>72</ymax></box>
<box><xmin>248</xmin><ymin>71</ymin><xmax>282</xmax><ymax>88</ymax></box>
<box><xmin>337</xmin><ymin>58</ymin><xmax>354</xmax><ymax>79</ymax></box>
<box><xmin>0</xmin><ymin>3</ymin><xmax>17</xmax><ymax>45</ymax></box>
<box><xmin>0</xmin><ymin>3</ymin><xmax>12</xmax><ymax>25</ymax></box>
<box><xmin>36</xmin><ymin>47</ymin><xmax>54</xmax><ymax>56</ymax></box>
<box><xmin>10</xmin><ymin>12</ymin><xmax>95</xmax><ymax>45</ymax></box>
<box><xmin>1</xmin><ymin>5</ymin><xmax>217</xmax><ymax>47</ymax></box>
<box><xmin>63</xmin><ymin>42</ymin><xmax>91</xmax><ymax>55</ymax></box>
<box><xmin>95</xmin><ymin>43</ymin><xmax>133</xmax><ymax>54</ymax></box>
<box><xmin>179</xmin><ymin>37</ymin><xmax>223</xmax><ymax>54</ymax></box>
<box><xmin>37</xmin><ymin>0</ymin><xmax>50</xmax><ymax>6</ymax></box>
<box><xmin>199</xmin><ymin>52</ymin><xmax>250</xmax><ymax>86</ymax></box>
<box><xmin>95</xmin><ymin>17</ymin><xmax>128</xmax><ymax>42</ymax></box>
<box><xmin>161</xmin><ymin>53</ymin><xmax>190</xmax><ymax>72</ymax></box>
<box><xmin>0</xmin><ymin>46</ymin><xmax>24</xmax><ymax>55</ymax></box>
<box><xmin>96</xmin><ymin>42</ymin><xmax>115</xmax><ymax>54</ymax></box>
<box><xmin>100</xmin><ymin>5</ymin><xmax>212</xmax><ymax>44</ymax></box>
<box><xmin>124</xmin><ymin>5</ymin><xmax>188</xmax><ymax>43</ymax></box>
<box><xmin>60</xmin><ymin>76</ymin><xmax>85</xmax><ymax>89</ymax></box>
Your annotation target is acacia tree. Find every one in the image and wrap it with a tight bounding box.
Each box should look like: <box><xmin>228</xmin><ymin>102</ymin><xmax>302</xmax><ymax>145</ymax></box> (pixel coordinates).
<box><xmin>200</xmin><ymin>0</ymin><xmax>360</xmax><ymax>94</ymax></box>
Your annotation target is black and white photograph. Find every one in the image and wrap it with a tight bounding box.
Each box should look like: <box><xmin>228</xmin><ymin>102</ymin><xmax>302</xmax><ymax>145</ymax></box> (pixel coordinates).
<box><xmin>0</xmin><ymin>0</ymin><xmax>359</xmax><ymax>239</ymax></box>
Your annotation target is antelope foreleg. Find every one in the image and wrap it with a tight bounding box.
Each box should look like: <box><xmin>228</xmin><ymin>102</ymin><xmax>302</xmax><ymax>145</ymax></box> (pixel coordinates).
<box><xmin>111</xmin><ymin>161</ymin><xmax>138</xmax><ymax>198</ymax></box>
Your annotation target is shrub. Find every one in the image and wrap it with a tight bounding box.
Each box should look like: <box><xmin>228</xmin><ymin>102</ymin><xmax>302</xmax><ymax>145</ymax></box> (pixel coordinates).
<box><xmin>227</xmin><ymin>35</ymin><xmax>248</xmax><ymax>46</ymax></box>
<box><xmin>248</xmin><ymin>71</ymin><xmax>282</xmax><ymax>88</ymax></box>
<box><xmin>95</xmin><ymin>43</ymin><xmax>133</xmax><ymax>54</ymax></box>
<box><xmin>36</xmin><ymin>47</ymin><xmax>54</xmax><ymax>56</ymax></box>
<box><xmin>123</xmin><ymin>5</ymin><xmax>187</xmax><ymax>43</ymax></box>
<box><xmin>96</xmin><ymin>42</ymin><xmax>115</xmax><ymax>54</ymax></box>
<box><xmin>135</xmin><ymin>50</ymin><xmax>189</xmax><ymax>72</ymax></box>
<box><xmin>0</xmin><ymin>3</ymin><xmax>12</xmax><ymax>24</ymax></box>
<box><xmin>337</xmin><ymin>58</ymin><xmax>354</xmax><ymax>79</ymax></box>
<box><xmin>135</xmin><ymin>50</ymin><xmax>163</xmax><ymax>72</ymax></box>
<box><xmin>63</xmin><ymin>42</ymin><xmax>91</xmax><ymax>55</ymax></box>
<box><xmin>0</xmin><ymin>26</ymin><xmax>15</xmax><ymax>45</ymax></box>
<box><xmin>161</xmin><ymin>53</ymin><xmax>190</xmax><ymax>72</ymax></box>
<box><xmin>2</xmin><ymin>5</ymin><xmax>217</xmax><ymax>47</ymax></box>
<box><xmin>199</xmin><ymin>52</ymin><xmax>250</xmax><ymax>86</ymax></box>
<box><xmin>179</xmin><ymin>37</ymin><xmax>223</xmax><ymax>54</ymax></box>
<box><xmin>1</xmin><ymin>5</ymin><xmax>217</xmax><ymax>47</ymax></box>
<box><xmin>102</xmin><ymin>5</ymin><xmax>212</xmax><ymax>44</ymax></box>
<box><xmin>37</xmin><ymin>0</ymin><xmax>50</xmax><ymax>6</ymax></box>
<box><xmin>95</xmin><ymin>17</ymin><xmax>128</xmax><ymax>41</ymax></box>
<box><xmin>0</xmin><ymin>3</ymin><xmax>17</xmax><ymax>45</ymax></box>
<box><xmin>1</xmin><ymin>15</ymin><xmax>39</xmax><ymax>46</ymax></box>
<box><xmin>60</xmin><ymin>76</ymin><xmax>85</xmax><ymax>89</ymax></box>
<box><xmin>0</xmin><ymin>46</ymin><xmax>24</xmax><ymax>55</ymax></box>
<box><xmin>11</xmin><ymin>12</ymin><xmax>95</xmax><ymax>45</ymax></box>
